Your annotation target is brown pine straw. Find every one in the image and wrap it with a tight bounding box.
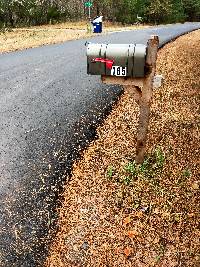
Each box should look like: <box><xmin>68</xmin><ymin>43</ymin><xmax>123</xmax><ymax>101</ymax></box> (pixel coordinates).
<box><xmin>46</xmin><ymin>30</ymin><xmax>200</xmax><ymax>267</ymax></box>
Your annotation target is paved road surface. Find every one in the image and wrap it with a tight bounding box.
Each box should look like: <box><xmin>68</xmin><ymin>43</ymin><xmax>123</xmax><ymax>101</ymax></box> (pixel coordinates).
<box><xmin>0</xmin><ymin>23</ymin><xmax>200</xmax><ymax>266</ymax></box>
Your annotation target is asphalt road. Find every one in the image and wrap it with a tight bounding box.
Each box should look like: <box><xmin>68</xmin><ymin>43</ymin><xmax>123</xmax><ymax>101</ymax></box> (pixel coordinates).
<box><xmin>0</xmin><ymin>23</ymin><xmax>200</xmax><ymax>266</ymax></box>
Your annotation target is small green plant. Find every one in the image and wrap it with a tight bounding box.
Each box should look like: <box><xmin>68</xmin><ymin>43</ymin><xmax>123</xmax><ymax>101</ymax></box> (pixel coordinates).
<box><xmin>155</xmin><ymin>241</ymin><xmax>166</xmax><ymax>263</ymax></box>
<box><xmin>124</xmin><ymin>161</ymin><xmax>138</xmax><ymax>177</ymax></box>
<box><xmin>142</xmin><ymin>147</ymin><xmax>165</xmax><ymax>178</ymax></box>
<box><xmin>139</xmin><ymin>158</ymin><xmax>150</xmax><ymax>174</ymax></box>
<box><xmin>183</xmin><ymin>169</ymin><xmax>192</xmax><ymax>178</ymax></box>
<box><xmin>87</xmin><ymin>22</ymin><xmax>92</xmax><ymax>33</ymax></box>
<box><xmin>176</xmin><ymin>169</ymin><xmax>192</xmax><ymax>186</ymax></box>
<box><xmin>107</xmin><ymin>166</ymin><xmax>114</xmax><ymax>179</ymax></box>
<box><xmin>123</xmin><ymin>176</ymin><xmax>132</xmax><ymax>186</ymax></box>
<box><xmin>155</xmin><ymin>147</ymin><xmax>165</xmax><ymax>168</ymax></box>
<box><xmin>119</xmin><ymin>148</ymin><xmax>165</xmax><ymax>187</ymax></box>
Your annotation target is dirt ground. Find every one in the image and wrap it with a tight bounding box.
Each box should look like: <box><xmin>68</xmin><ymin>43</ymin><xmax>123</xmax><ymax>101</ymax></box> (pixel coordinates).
<box><xmin>0</xmin><ymin>21</ymin><xmax>147</xmax><ymax>53</ymax></box>
<box><xmin>45</xmin><ymin>30</ymin><xmax>200</xmax><ymax>267</ymax></box>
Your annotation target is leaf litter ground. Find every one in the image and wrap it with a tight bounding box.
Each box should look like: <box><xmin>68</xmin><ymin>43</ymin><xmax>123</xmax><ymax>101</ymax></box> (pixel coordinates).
<box><xmin>45</xmin><ymin>30</ymin><xmax>200</xmax><ymax>267</ymax></box>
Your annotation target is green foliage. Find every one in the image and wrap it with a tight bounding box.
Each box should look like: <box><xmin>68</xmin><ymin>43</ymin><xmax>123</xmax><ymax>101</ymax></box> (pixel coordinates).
<box><xmin>114</xmin><ymin>0</ymin><xmax>147</xmax><ymax>24</ymax></box>
<box><xmin>123</xmin><ymin>176</ymin><xmax>132</xmax><ymax>185</ymax></box>
<box><xmin>170</xmin><ymin>0</ymin><xmax>186</xmax><ymax>23</ymax></box>
<box><xmin>154</xmin><ymin>147</ymin><xmax>165</xmax><ymax>168</ymax></box>
<box><xmin>146</xmin><ymin>0</ymin><xmax>173</xmax><ymax>24</ymax></box>
<box><xmin>182</xmin><ymin>0</ymin><xmax>200</xmax><ymax>21</ymax></box>
<box><xmin>122</xmin><ymin>147</ymin><xmax>165</xmax><ymax>186</ymax></box>
<box><xmin>124</xmin><ymin>161</ymin><xmax>137</xmax><ymax>177</ymax></box>
<box><xmin>113</xmin><ymin>0</ymin><xmax>200</xmax><ymax>24</ymax></box>
<box><xmin>47</xmin><ymin>6</ymin><xmax>60</xmax><ymax>22</ymax></box>
<box><xmin>0</xmin><ymin>0</ymin><xmax>199</xmax><ymax>28</ymax></box>
<box><xmin>107</xmin><ymin>166</ymin><xmax>114</xmax><ymax>179</ymax></box>
<box><xmin>183</xmin><ymin>169</ymin><xmax>192</xmax><ymax>178</ymax></box>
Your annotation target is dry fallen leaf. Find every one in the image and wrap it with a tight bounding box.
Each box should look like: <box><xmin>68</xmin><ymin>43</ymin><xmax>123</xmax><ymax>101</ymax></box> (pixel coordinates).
<box><xmin>135</xmin><ymin>211</ymin><xmax>143</xmax><ymax>218</ymax></box>
<box><xmin>136</xmin><ymin>236</ymin><xmax>144</xmax><ymax>242</ymax></box>
<box><xmin>123</xmin><ymin>216</ymin><xmax>132</xmax><ymax>226</ymax></box>
<box><xmin>115</xmin><ymin>247</ymin><xmax>120</xmax><ymax>254</ymax></box>
<box><xmin>153</xmin><ymin>237</ymin><xmax>160</xmax><ymax>244</ymax></box>
<box><xmin>154</xmin><ymin>208</ymin><xmax>160</xmax><ymax>214</ymax></box>
<box><xmin>127</xmin><ymin>230</ymin><xmax>138</xmax><ymax>238</ymax></box>
<box><xmin>188</xmin><ymin>213</ymin><xmax>195</xmax><ymax>218</ymax></box>
<box><xmin>124</xmin><ymin>247</ymin><xmax>132</xmax><ymax>257</ymax></box>
<box><xmin>192</xmin><ymin>182</ymin><xmax>199</xmax><ymax>190</ymax></box>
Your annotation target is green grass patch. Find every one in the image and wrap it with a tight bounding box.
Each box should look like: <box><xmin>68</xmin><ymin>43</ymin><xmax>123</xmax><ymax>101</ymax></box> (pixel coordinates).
<box><xmin>122</xmin><ymin>147</ymin><xmax>165</xmax><ymax>184</ymax></box>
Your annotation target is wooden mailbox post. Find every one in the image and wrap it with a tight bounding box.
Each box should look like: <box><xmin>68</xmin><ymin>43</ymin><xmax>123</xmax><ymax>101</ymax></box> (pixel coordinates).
<box><xmin>101</xmin><ymin>36</ymin><xmax>159</xmax><ymax>164</ymax></box>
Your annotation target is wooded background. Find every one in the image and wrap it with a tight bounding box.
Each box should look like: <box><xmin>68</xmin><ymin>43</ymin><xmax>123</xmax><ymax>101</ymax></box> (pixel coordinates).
<box><xmin>0</xmin><ymin>0</ymin><xmax>200</xmax><ymax>28</ymax></box>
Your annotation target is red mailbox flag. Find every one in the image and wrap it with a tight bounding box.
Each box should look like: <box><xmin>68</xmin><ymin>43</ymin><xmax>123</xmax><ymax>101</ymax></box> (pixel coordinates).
<box><xmin>92</xmin><ymin>58</ymin><xmax>114</xmax><ymax>70</ymax></box>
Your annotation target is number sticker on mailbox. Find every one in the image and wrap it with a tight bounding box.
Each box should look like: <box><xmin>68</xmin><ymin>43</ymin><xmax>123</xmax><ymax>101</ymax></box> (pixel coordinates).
<box><xmin>111</xmin><ymin>66</ymin><xmax>127</xmax><ymax>77</ymax></box>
